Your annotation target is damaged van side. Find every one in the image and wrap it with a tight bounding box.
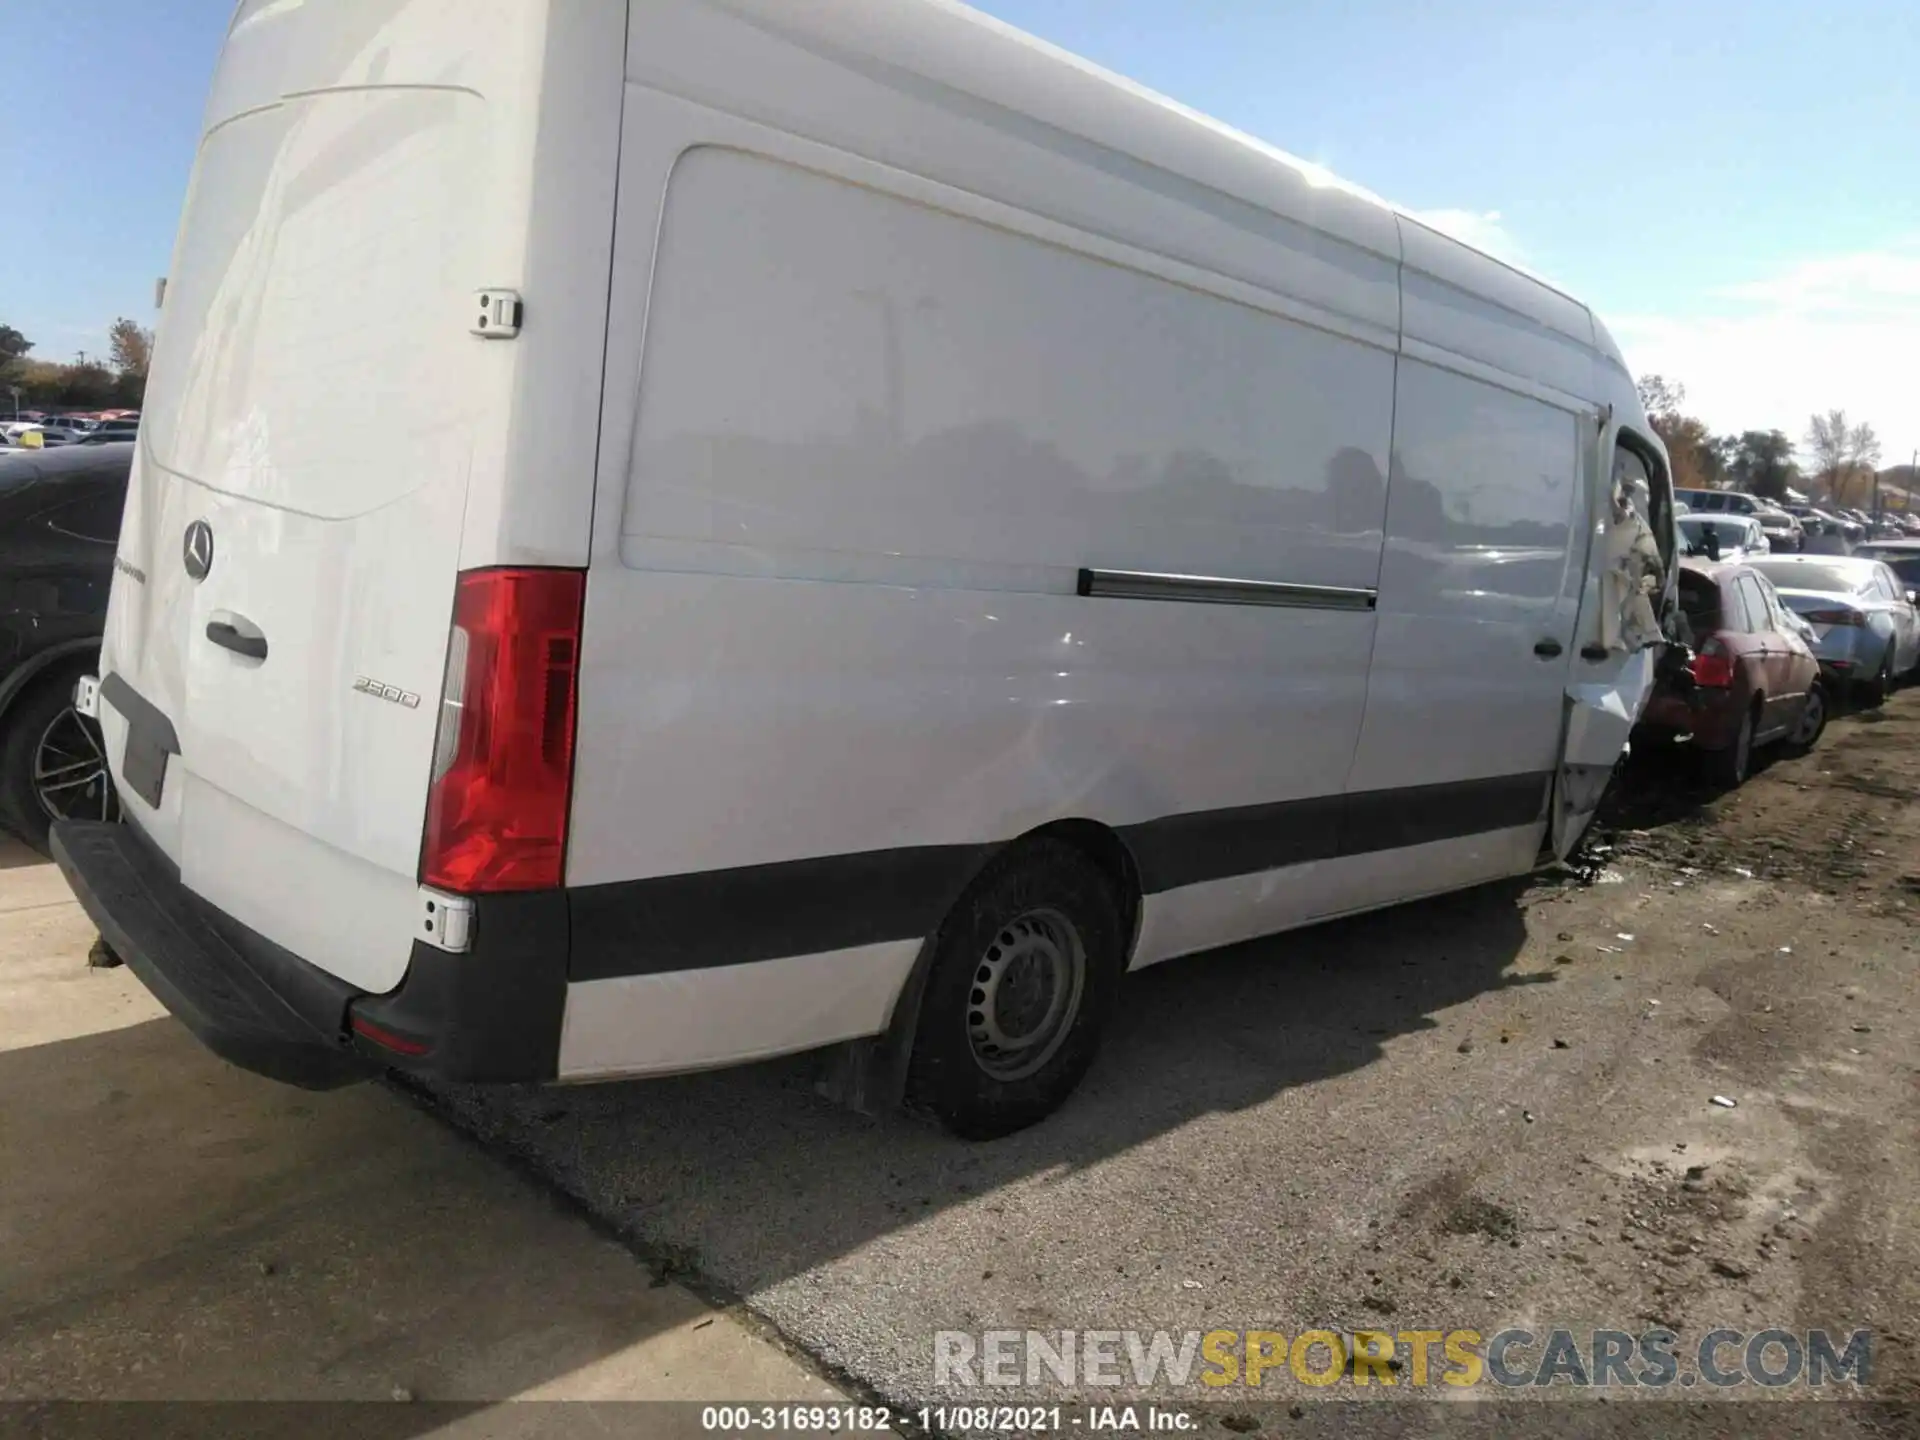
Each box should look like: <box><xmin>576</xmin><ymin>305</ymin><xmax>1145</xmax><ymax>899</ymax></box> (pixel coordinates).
<box><xmin>54</xmin><ymin>0</ymin><xmax>1674</xmax><ymax>1139</ymax></box>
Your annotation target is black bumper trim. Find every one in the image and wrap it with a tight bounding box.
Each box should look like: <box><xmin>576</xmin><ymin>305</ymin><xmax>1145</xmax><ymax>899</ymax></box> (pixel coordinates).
<box><xmin>351</xmin><ymin>891</ymin><xmax>570</xmax><ymax>1083</ymax></box>
<box><xmin>49</xmin><ymin>820</ymin><xmax>570</xmax><ymax>1089</ymax></box>
<box><xmin>51</xmin><ymin>819</ymin><xmax>373</xmax><ymax>1090</ymax></box>
<box><xmin>98</xmin><ymin>672</ymin><xmax>178</xmax><ymax>808</ymax></box>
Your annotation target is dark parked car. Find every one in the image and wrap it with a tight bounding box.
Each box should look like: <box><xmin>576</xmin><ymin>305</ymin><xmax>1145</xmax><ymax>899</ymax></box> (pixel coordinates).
<box><xmin>1639</xmin><ymin>559</ymin><xmax>1826</xmax><ymax>786</ymax></box>
<box><xmin>1853</xmin><ymin>538</ymin><xmax>1920</xmax><ymax>589</ymax></box>
<box><xmin>0</xmin><ymin>443</ymin><xmax>131</xmax><ymax>851</ymax></box>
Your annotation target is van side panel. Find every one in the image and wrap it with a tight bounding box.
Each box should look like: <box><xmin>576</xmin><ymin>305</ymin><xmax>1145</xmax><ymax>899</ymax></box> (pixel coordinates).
<box><xmin>566</xmin><ymin>96</ymin><xmax>1398</xmax><ymax>1050</ymax></box>
<box><xmin>571</xmin><ymin>145</ymin><xmax>1394</xmax><ymax>883</ymax></box>
<box><xmin>622</xmin><ymin>148</ymin><xmax>1390</xmax><ymax>596</ymax></box>
<box><xmin>1342</xmin><ymin>359</ymin><xmax>1587</xmax><ymax>819</ymax></box>
<box><xmin>558</xmin><ymin>940</ymin><xmax>922</xmax><ymax>1081</ymax></box>
<box><xmin>1132</xmin><ymin>823</ymin><xmax>1541</xmax><ymax>967</ymax></box>
<box><xmin>557</xmin><ymin>0</ymin><xmax>1653</xmax><ymax>1076</ymax></box>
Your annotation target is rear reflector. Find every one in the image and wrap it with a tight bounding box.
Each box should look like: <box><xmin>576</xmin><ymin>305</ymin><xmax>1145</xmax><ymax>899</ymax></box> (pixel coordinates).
<box><xmin>350</xmin><ymin>1014</ymin><xmax>433</xmax><ymax>1057</ymax></box>
<box><xmin>420</xmin><ymin>567</ymin><xmax>586</xmax><ymax>893</ymax></box>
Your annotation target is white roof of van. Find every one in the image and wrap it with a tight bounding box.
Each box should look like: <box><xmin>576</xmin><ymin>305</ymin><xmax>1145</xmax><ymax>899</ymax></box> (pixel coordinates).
<box><xmin>739</xmin><ymin>0</ymin><xmax>1619</xmax><ymax>368</ymax></box>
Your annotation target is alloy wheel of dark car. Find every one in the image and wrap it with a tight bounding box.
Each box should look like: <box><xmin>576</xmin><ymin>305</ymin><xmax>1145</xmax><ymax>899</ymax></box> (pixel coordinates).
<box><xmin>33</xmin><ymin>703</ymin><xmax>119</xmax><ymax>826</ymax></box>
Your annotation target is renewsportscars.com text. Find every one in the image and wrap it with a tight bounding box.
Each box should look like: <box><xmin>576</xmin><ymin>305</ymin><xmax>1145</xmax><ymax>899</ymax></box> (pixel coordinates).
<box><xmin>934</xmin><ymin>1327</ymin><xmax>1873</xmax><ymax>1390</ymax></box>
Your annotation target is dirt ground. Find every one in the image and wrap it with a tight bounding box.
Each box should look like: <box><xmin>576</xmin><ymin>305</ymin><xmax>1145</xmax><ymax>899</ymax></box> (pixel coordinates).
<box><xmin>1555</xmin><ymin>684</ymin><xmax>1920</xmax><ymax>1390</ymax></box>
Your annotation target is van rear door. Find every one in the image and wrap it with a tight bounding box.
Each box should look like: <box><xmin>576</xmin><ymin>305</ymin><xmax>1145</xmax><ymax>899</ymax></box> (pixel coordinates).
<box><xmin>99</xmin><ymin>19</ymin><xmax>506</xmax><ymax>994</ymax></box>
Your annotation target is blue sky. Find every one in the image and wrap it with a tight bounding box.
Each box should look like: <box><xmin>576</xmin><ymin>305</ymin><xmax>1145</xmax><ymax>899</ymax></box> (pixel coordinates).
<box><xmin>7</xmin><ymin>0</ymin><xmax>1917</xmax><ymax>460</ymax></box>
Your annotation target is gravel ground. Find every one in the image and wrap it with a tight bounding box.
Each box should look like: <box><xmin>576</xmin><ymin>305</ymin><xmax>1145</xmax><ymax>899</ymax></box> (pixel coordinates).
<box><xmin>421</xmin><ymin>687</ymin><xmax>1920</xmax><ymax>1436</ymax></box>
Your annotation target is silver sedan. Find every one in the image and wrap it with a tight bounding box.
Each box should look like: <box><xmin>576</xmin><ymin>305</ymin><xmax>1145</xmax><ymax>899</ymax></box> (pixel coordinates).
<box><xmin>1746</xmin><ymin>555</ymin><xmax>1920</xmax><ymax>703</ymax></box>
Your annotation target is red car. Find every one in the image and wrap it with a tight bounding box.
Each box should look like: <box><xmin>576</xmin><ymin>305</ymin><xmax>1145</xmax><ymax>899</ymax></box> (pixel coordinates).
<box><xmin>1639</xmin><ymin>559</ymin><xmax>1827</xmax><ymax>786</ymax></box>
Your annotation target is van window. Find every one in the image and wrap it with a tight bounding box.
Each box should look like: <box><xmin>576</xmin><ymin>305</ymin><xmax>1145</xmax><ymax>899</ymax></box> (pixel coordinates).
<box><xmin>141</xmin><ymin>88</ymin><xmax>483</xmax><ymax>519</ymax></box>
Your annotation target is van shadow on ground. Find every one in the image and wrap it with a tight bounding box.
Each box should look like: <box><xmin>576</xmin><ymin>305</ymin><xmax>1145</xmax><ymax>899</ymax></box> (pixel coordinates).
<box><xmin>426</xmin><ymin>876</ymin><xmax>1544</xmax><ymax>1323</ymax></box>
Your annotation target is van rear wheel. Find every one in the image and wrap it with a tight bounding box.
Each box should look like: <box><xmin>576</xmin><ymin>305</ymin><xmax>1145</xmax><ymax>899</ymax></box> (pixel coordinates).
<box><xmin>906</xmin><ymin>839</ymin><xmax>1124</xmax><ymax>1140</ymax></box>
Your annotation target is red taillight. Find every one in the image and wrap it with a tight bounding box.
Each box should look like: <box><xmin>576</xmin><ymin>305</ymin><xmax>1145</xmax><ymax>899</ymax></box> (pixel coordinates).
<box><xmin>420</xmin><ymin>567</ymin><xmax>586</xmax><ymax>893</ymax></box>
<box><xmin>1802</xmin><ymin>609</ymin><xmax>1862</xmax><ymax>627</ymax></box>
<box><xmin>1690</xmin><ymin>639</ymin><xmax>1735</xmax><ymax>688</ymax></box>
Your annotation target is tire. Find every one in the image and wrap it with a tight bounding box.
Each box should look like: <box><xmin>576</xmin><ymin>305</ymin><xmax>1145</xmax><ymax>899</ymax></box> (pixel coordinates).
<box><xmin>1704</xmin><ymin>704</ymin><xmax>1757</xmax><ymax>789</ymax></box>
<box><xmin>906</xmin><ymin>838</ymin><xmax>1125</xmax><ymax>1140</ymax></box>
<box><xmin>1785</xmin><ymin>682</ymin><xmax>1827</xmax><ymax>754</ymax></box>
<box><xmin>0</xmin><ymin>663</ymin><xmax>119</xmax><ymax>855</ymax></box>
<box><xmin>1856</xmin><ymin>649</ymin><xmax>1894</xmax><ymax>708</ymax></box>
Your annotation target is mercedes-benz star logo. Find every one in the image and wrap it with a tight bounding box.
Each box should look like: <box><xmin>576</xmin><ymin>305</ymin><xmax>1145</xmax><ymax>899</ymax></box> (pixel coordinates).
<box><xmin>182</xmin><ymin>520</ymin><xmax>214</xmax><ymax>582</ymax></box>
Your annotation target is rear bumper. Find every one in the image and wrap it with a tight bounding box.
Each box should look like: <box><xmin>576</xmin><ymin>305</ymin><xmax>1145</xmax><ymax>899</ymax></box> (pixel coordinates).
<box><xmin>50</xmin><ymin>819</ymin><xmax>566</xmax><ymax>1089</ymax></box>
<box><xmin>1639</xmin><ymin>688</ymin><xmax>1739</xmax><ymax>749</ymax></box>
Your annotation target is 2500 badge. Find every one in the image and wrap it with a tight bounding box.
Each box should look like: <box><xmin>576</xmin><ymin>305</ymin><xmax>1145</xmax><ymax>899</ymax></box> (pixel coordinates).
<box><xmin>352</xmin><ymin>675</ymin><xmax>421</xmax><ymax>709</ymax></box>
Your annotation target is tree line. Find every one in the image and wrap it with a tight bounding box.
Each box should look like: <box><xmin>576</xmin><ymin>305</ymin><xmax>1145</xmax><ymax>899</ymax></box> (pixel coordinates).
<box><xmin>1636</xmin><ymin>375</ymin><xmax>1899</xmax><ymax>510</ymax></box>
<box><xmin>0</xmin><ymin>320</ymin><xmax>152</xmax><ymax>412</ymax></box>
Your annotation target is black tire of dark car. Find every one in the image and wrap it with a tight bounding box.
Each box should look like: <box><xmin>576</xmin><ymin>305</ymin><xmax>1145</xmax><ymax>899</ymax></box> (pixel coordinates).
<box><xmin>0</xmin><ymin>663</ymin><xmax>119</xmax><ymax>855</ymax></box>
<box><xmin>906</xmin><ymin>838</ymin><xmax>1126</xmax><ymax>1140</ymax></box>
<box><xmin>1705</xmin><ymin>703</ymin><xmax>1757</xmax><ymax>790</ymax></box>
<box><xmin>1786</xmin><ymin>682</ymin><xmax>1827</xmax><ymax>754</ymax></box>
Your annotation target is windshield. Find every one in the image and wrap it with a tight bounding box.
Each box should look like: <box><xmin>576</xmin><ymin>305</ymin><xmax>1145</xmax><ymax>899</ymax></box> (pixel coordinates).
<box><xmin>1747</xmin><ymin>560</ymin><xmax>1867</xmax><ymax>594</ymax></box>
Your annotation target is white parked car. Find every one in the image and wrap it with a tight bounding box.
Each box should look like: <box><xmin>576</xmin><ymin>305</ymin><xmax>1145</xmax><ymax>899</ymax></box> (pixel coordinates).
<box><xmin>52</xmin><ymin>0</ymin><xmax>1678</xmax><ymax>1138</ymax></box>
<box><xmin>2</xmin><ymin>421</ymin><xmax>84</xmax><ymax>447</ymax></box>
<box><xmin>1679</xmin><ymin>514</ymin><xmax>1769</xmax><ymax>562</ymax></box>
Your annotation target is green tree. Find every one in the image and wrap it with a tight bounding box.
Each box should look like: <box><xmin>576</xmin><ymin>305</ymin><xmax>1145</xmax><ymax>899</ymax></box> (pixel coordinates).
<box><xmin>1726</xmin><ymin>430</ymin><xmax>1798</xmax><ymax>501</ymax></box>
<box><xmin>1651</xmin><ymin>413</ymin><xmax>1721</xmax><ymax>491</ymax></box>
<box><xmin>1805</xmin><ymin>410</ymin><xmax>1883</xmax><ymax>506</ymax></box>
<box><xmin>59</xmin><ymin>361</ymin><xmax>117</xmax><ymax>408</ymax></box>
<box><xmin>107</xmin><ymin>317</ymin><xmax>153</xmax><ymax>377</ymax></box>
<box><xmin>0</xmin><ymin>325</ymin><xmax>31</xmax><ymax>402</ymax></box>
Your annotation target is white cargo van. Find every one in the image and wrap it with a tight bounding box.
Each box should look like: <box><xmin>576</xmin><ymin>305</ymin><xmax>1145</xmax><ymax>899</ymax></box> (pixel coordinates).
<box><xmin>55</xmin><ymin>0</ymin><xmax>1676</xmax><ymax>1138</ymax></box>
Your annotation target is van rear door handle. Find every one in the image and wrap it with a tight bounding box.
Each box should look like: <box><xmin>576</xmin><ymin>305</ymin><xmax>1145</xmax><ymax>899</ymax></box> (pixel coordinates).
<box><xmin>1533</xmin><ymin>639</ymin><xmax>1563</xmax><ymax>659</ymax></box>
<box><xmin>206</xmin><ymin>619</ymin><xmax>268</xmax><ymax>661</ymax></box>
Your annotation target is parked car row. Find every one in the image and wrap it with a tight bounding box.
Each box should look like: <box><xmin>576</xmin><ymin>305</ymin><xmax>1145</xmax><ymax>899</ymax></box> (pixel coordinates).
<box><xmin>1637</xmin><ymin>551</ymin><xmax>1920</xmax><ymax>789</ymax></box>
<box><xmin>0</xmin><ymin>413</ymin><xmax>139</xmax><ymax>450</ymax></box>
<box><xmin>1674</xmin><ymin>487</ymin><xmax>1920</xmax><ymax>556</ymax></box>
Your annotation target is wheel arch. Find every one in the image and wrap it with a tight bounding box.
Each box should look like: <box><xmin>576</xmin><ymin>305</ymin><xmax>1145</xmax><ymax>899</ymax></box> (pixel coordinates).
<box><xmin>817</xmin><ymin>816</ymin><xmax>1145</xmax><ymax>1119</ymax></box>
<box><xmin>0</xmin><ymin>640</ymin><xmax>99</xmax><ymax>724</ymax></box>
<box><xmin>1015</xmin><ymin>818</ymin><xmax>1145</xmax><ymax>965</ymax></box>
